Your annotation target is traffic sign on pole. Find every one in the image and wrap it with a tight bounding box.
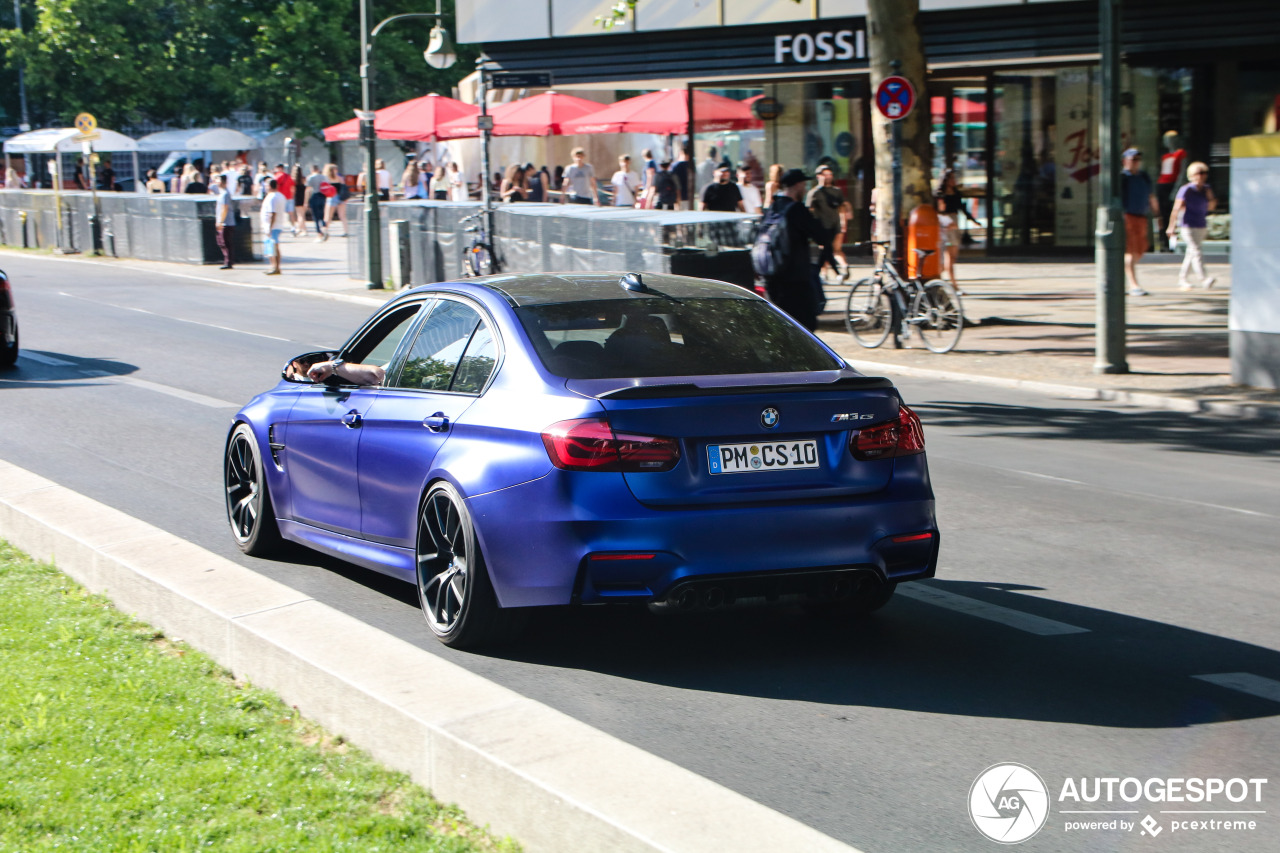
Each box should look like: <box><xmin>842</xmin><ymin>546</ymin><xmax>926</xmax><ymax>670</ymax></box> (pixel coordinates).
<box><xmin>74</xmin><ymin>112</ymin><xmax>97</xmax><ymax>134</ymax></box>
<box><xmin>875</xmin><ymin>76</ymin><xmax>915</xmax><ymax>121</ymax></box>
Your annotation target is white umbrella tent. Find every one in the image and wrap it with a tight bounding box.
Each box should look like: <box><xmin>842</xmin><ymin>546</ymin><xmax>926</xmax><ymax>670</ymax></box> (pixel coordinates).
<box><xmin>137</xmin><ymin>128</ymin><xmax>261</xmax><ymax>191</ymax></box>
<box><xmin>135</xmin><ymin>128</ymin><xmax>260</xmax><ymax>153</ymax></box>
<box><xmin>3</xmin><ymin>127</ymin><xmax>140</xmax><ymax>190</ymax></box>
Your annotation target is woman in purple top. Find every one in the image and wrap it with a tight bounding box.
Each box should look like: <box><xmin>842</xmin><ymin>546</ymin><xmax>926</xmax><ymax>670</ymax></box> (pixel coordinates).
<box><xmin>1166</xmin><ymin>161</ymin><xmax>1217</xmax><ymax>289</ymax></box>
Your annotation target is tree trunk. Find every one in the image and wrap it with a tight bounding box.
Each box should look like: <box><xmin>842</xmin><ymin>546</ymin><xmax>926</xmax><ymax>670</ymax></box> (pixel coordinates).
<box><xmin>866</xmin><ymin>0</ymin><xmax>932</xmax><ymax>245</ymax></box>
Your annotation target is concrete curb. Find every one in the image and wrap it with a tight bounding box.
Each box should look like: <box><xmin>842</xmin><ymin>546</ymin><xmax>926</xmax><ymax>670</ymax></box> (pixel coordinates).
<box><xmin>0</xmin><ymin>459</ymin><xmax>858</xmax><ymax>853</ymax></box>
<box><xmin>839</xmin><ymin>359</ymin><xmax>1280</xmax><ymax>423</ymax></box>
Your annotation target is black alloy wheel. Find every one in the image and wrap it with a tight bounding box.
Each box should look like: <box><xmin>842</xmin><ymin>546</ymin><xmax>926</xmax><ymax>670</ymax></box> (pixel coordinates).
<box><xmin>415</xmin><ymin>482</ymin><xmax>521</xmax><ymax>648</ymax></box>
<box><xmin>225</xmin><ymin>423</ymin><xmax>282</xmax><ymax>556</ymax></box>
<box><xmin>0</xmin><ymin>316</ymin><xmax>16</xmax><ymax>368</ymax></box>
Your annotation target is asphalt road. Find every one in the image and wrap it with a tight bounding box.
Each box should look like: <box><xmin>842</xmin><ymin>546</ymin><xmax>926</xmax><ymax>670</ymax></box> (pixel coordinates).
<box><xmin>3</xmin><ymin>252</ymin><xmax>1278</xmax><ymax>852</ymax></box>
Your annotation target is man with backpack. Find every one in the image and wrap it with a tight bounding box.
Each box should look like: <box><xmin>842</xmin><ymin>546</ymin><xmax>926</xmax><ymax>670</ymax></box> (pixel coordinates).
<box><xmin>752</xmin><ymin>168</ymin><xmax>830</xmax><ymax>331</ymax></box>
<box><xmin>644</xmin><ymin>159</ymin><xmax>681</xmax><ymax>210</ymax></box>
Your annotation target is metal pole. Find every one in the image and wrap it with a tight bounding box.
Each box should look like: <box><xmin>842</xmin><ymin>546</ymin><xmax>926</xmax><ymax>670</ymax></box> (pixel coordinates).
<box><xmin>478</xmin><ymin>57</ymin><xmax>493</xmax><ymax>239</ymax></box>
<box><xmin>1094</xmin><ymin>0</ymin><xmax>1127</xmax><ymax>373</ymax></box>
<box><xmin>14</xmin><ymin>0</ymin><xmax>31</xmax><ymax>182</ymax></box>
<box><xmin>87</xmin><ymin>143</ymin><xmax>101</xmax><ymax>255</ymax></box>
<box><xmin>360</xmin><ymin>0</ymin><xmax>383</xmax><ymax>289</ymax></box>
<box><xmin>890</xmin><ymin>59</ymin><xmax>904</xmax><ymax>275</ymax></box>
<box><xmin>53</xmin><ymin>151</ymin><xmax>64</xmax><ymax>252</ymax></box>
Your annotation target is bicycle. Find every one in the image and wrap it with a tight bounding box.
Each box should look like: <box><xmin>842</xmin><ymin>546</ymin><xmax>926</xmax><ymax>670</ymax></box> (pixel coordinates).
<box><xmin>843</xmin><ymin>241</ymin><xmax>964</xmax><ymax>353</ymax></box>
<box><xmin>459</xmin><ymin>210</ymin><xmax>499</xmax><ymax>277</ymax></box>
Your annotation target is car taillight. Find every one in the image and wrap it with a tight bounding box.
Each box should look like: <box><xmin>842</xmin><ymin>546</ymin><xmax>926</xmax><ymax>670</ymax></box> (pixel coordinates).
<box><xmin>542</xmin><ymin>417</ymin><xmax>680</xmax><ymax>472</ymax></box>
<box><xmin>850</xmin><ymin>405</ymin><xmax>925</xmax><ymax>461</ymax></box>
<box><xmin>0</xmin><ymin>271</ymin><xmax>10</xmax><ymax>306</ymax></box>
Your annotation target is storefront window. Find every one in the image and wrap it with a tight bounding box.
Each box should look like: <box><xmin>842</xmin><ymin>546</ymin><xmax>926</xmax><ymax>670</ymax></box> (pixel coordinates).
<box><xmin>693</xmin><ymin>81</ymin><xmax>871</xmax><ymax>240</ymax></box>
<box><xmin>932</xmin><ymin>84</ymin><xmax>990</xmax><ymax>248</ymax></box>
<box><xmin>991</xmin><ymin>71</ymin><xmax>1059</xmax><ymax>249</ymax></box>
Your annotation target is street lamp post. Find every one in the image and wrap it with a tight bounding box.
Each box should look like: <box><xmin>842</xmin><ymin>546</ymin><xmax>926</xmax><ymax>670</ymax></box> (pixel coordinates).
<box><xmin>359</xmin><ymin>0</ymin><xmax>456</xmax><ymax>290</ymax></box>
<box><xmin>1094</xmin><ymin>0</ymin><xmax>1128</xmax><ymax>373</ymax></box>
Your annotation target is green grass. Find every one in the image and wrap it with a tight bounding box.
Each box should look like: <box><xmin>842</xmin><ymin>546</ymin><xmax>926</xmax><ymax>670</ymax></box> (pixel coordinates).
<box><xmin>0</xmin><ymin>541</ymin><xmax>519</xmax><ymax>853</ymax></box>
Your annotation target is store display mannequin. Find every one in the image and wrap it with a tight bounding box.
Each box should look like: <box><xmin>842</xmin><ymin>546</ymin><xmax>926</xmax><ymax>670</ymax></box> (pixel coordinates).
<box><xmin>1157</xmin><ymin>130</ymin><xmax>1188</xmax><ymax>250</ymax></box>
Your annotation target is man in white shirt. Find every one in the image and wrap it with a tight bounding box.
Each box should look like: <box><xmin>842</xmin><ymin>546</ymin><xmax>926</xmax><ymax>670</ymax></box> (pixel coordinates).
<box><xmin>212</xmin><ymin>175</ymin><xmax>236</xmax><ymax>269</ymax></box>
<box><xmin>260</xmin><ymin>178</ymin><xmax>287</xmax><ymax>275</ymax></box>
<box><xmin>610</xmin><ymin>155</ymin><xmax>640</xmax><ymax>207</ymax></box>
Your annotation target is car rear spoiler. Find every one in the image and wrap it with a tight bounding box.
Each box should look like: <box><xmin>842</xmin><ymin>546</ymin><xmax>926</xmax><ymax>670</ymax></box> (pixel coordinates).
<box><xmin>593</xmin><ymin>375</ymin><xmax>895</xmax><ymax>400</ymax></box>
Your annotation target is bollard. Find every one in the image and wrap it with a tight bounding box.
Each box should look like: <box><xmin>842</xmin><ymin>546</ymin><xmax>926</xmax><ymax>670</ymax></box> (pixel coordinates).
<box><xmin>388</xmin><ymin>219</ymin><xmax>411</xmax><ymax>288</ymax></box>
<box><xmin>18</xmin><ymin>211</ymin><xmax>27</xmax><ymax>249</ymax></box>
<box><xmin>907</xmin><ymin>204</ymin><xmax>940</xmax><ymax>279</ymax></box>
<box><xmin>88</xmin><ymin>212</ymin><xmax>102</xmax><ymax>255</ymax></box>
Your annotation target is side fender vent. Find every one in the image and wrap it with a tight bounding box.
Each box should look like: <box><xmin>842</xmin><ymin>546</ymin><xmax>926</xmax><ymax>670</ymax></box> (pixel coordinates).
<box><xmin>267</xmin><ymin>424</ymin><xmax>285</xmax><ymax>468</ymax></box>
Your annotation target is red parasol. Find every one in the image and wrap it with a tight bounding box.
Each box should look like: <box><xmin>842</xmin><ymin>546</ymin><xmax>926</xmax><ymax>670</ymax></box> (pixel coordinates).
<box><xmin>559</xmin><ymin>89</ymin><xmax>763</xmax><ymax>136</ymax></box>
<box><xmin>323</xmin><ymin>93</ymin><xmax>479</xmax><ymax>142</ymax></box>
<box><xmin>435</xmin><ymin>91</ymin><xmax>607</xmax><ymax>139</ymax></box>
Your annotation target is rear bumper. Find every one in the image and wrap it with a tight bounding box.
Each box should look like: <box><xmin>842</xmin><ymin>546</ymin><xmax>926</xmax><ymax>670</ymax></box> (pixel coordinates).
<box><xmin>467</xmin><ymin>464</ymin><xmax>937</xmax><ymax>608</ymax></box>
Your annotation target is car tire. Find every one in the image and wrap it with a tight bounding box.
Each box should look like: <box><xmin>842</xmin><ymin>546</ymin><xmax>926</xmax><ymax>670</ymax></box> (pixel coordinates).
<box><xmin>0</xmin><ymin>318</ymin><xmax>16</xmax><ymax>369</ymax></box>
<box><xmin>416</xmin><ymin>481</ymin><xmax>523</xmax><ymax>649</ymax></box>
<box><xmin>224</xmin><ymin>423</ymin><xmax>284</xmax><ymax>557</ymax></box>
<box><xmin>806</xmin><ymin>577</ymin><xmax>897</xmax><ymax>618</ymax></box>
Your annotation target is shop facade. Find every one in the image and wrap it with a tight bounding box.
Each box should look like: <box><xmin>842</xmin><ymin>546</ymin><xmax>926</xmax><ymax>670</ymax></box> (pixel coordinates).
<box><xmin>457</xmin><ymin>0</ymin><xmax>1280</xmax><ymax>253</ymax></box>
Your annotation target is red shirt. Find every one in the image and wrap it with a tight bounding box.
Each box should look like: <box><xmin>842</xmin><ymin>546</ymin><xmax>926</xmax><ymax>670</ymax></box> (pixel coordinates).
<box><xmin>273</xmin><ymin>170</ymin><xmax>295</xmax><ymax>198</ymax></box>
<box><xmin>1158</xmin><ymin>149</ymin><xmax>1186</xmax><ymax>185</ymax></box>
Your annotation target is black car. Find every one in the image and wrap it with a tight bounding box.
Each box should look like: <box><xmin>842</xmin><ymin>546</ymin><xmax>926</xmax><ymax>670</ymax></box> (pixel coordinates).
<box><xmin>0</xmin><ymin>269</ymin><xmax>15</xmax><ymax>368</ymax></box>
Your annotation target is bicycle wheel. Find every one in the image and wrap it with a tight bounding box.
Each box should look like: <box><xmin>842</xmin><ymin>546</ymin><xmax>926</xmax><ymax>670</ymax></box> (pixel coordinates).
<box><xmin>844</xmin><ymin>277</ymin><xmax>893</xmax><ymax>348</ymax></box>
<box><xmin>912</xmin><ymin>279</ymin><xmax>964</xmax><ymax>353</ymax></box>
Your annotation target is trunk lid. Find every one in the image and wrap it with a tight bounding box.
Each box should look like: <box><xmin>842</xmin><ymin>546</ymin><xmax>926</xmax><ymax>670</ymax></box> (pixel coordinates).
<box><xmin>571</xmin><ymin>371</ymin><xmax>903</xmax><ymax>507</ymax></box>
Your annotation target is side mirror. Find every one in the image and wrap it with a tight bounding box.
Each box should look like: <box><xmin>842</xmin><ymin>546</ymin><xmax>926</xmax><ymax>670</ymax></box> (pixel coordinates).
<box><xmin>282</xmin><ymin>351</ymin><xmax>338</xmax><ymax>384</ymax></box>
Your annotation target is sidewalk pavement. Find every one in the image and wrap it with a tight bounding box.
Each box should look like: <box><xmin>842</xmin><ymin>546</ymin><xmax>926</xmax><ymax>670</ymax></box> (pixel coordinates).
<box><xmin>815</xmin><ymin>256</ymin><xmax>1280</xmax><ymax>421</ymax></box>
<box><xmin>47</xmin><ymin>234</ymin><xmax>1280</xmax><ymax>421</ymax></box>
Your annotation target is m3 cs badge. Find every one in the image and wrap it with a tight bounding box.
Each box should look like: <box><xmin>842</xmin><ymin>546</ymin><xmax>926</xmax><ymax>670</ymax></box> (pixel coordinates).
<box><xmin>831</xmin><ymin>413</ymin><xmax>876</xmax><ymax>422</ymax></box>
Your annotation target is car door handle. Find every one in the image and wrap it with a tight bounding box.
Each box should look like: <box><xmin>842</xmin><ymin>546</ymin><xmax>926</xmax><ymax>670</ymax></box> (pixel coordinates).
<box><xmin>423</xmin><ymin>412</ymin><xmax>449</xmax><ymax>432</ymax></box>
<box><xmin>342</xmin><ymin>409</ymin><xmax>363</xmax><ymax>428</ymax></box>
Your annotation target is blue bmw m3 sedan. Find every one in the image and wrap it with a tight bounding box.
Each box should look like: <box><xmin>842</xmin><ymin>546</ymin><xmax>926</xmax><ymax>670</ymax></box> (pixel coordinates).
<box><xmin>225</xmin><ymin>272</ymin><xmax>939</xmax><ymax>648</ymax></box>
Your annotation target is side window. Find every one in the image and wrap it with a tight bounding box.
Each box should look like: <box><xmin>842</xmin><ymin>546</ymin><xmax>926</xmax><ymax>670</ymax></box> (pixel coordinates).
<box><xmin>347</xmin><ymin>302</ymin><xmax>428</xmax><ymax>369</ymax></box>
<box><xmin>452</xmin><ymin>320</ymin><xmax>498</xmax><ymax>394</ymax></box>
<box><xmin>395</xmin><ymin>300</ymin><xmax>481</xmax><ymax>391</ymax></box>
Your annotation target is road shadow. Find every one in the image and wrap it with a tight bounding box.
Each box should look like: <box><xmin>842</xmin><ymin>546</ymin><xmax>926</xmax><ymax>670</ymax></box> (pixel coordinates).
<box><xmin>0</xmin><ymin>351</ymin><xmax>140</xmax><ymax>389</ymax></box>
<box><xmin>911</xmin><ymin>400</ymin><xmax>1280</xmax><ymax>457</ymax></box>
<box><xmin>494</xmin><ymin>578</ymin><xmax>1280</xmax><ymax>729</ymax></box>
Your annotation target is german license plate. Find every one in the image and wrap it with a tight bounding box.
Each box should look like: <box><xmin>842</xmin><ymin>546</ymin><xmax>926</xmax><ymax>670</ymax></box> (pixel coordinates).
<box><xmin>707</xmin><ymin>440</ymin><xmax>820</xmax><ymax>474</ymax></box>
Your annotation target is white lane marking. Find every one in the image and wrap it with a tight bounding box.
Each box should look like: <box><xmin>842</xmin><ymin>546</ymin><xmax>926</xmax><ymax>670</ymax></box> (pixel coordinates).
<box><xmin>78</xmin><ymin>370</ymin><xmax>239</xmax><ymax>409</ymax></box>
<box><xmin>2</xmin><ymin>249</ymin><xmax>383</xmax><ymax>307</ymax></box>
<box><xmin>898</xmin><ymin>583</ymin><xmax>1090</xmax><ymax>635</ymax></box>
<box><xmin>978</xmin><ymin>462</ymin><xmax>1278</xmax><ymax>520</ymax></box>
<box><xmin>17</xmin><ymin>351</ymin><xmax>76</xmax><ymax>367</ymax></box>
<box><xmin>1193</xmin><ymin>673</ymin><xmax>1280</xmax><ymax>704</ymax></box>
<box><xmin>59</xmin><ymin>291</ymin><xmax>293</xmax><ymax>341</ymax></box>
<box><xmin>1007</xmin><ymin>468</ymin><xmax>1085</xmax><ymax>485</ymax></box>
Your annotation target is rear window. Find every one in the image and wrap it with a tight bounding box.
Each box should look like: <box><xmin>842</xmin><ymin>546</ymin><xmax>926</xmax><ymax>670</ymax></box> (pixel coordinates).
<box><xmin>515</xmin><ymin>297</ymin><xmax>841</xmax><ymax>379</ymax></box>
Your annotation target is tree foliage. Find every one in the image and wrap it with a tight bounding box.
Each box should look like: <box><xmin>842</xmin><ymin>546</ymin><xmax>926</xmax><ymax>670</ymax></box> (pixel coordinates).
<box><xmin>0</xmin><ymin>0</ymin><xmax>477</xmax><ymax>133</ymax></box>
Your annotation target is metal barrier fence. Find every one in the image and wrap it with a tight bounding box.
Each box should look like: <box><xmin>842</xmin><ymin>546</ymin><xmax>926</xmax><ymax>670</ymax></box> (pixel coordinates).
<box><xmin>0</xmin><ymin>190</ymin><xmax>258</xmax><ymax>264</ymax></box>
<box><xmin>346</xmin><ymin>201</ymin><xmax>759</xmax><ymax>289</ymax></box>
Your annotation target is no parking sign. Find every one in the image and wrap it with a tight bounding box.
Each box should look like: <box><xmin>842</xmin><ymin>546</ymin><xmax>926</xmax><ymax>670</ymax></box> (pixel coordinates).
<box><xmin>875</xmin><ymin>75</ymin><xmax>915</xmax><ymax>121</ymax></box>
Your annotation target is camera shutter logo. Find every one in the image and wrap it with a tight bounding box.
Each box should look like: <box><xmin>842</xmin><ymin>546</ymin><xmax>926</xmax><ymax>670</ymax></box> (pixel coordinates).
<box><xmin>969</xmin><ymin>763</ymin><xmax>1050</xmax><ymax>844</ymax></box>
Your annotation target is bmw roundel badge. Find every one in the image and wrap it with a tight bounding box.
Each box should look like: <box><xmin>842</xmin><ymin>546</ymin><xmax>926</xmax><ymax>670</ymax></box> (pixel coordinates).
<box><xmin>761</xmin><ymin>407</ymin><xmax>780</xmax><ymax>429</ymax></box>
